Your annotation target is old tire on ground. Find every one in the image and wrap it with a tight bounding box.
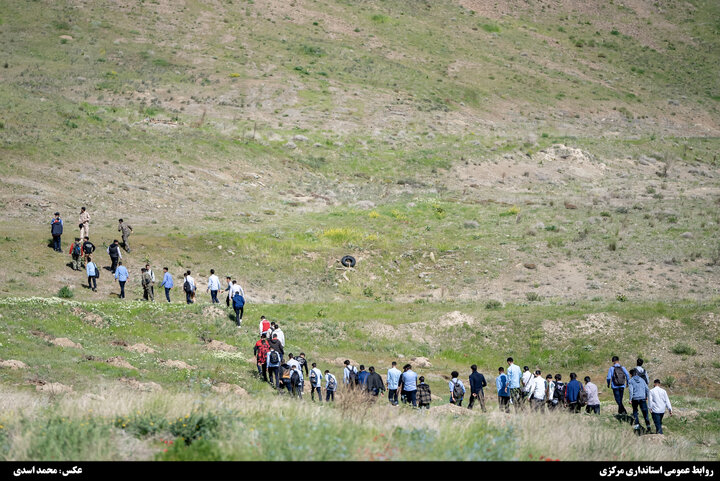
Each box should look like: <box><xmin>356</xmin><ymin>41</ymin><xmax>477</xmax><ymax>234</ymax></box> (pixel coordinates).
<box><xmin>341</xmin><ymin>255</ymin><xmax>356</xmax><ymax>268</ymax></box>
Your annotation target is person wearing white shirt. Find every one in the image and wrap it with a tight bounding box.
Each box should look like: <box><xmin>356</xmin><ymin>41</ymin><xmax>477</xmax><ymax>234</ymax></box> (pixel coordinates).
<box><xmin>309</xmin><ymin>363</ymin><xmax>323</xmax><ymax>402</ymax></box>
<box><xmin>386</xmin><ymin>362</ymin><xmax>402</xmax><ymax>406</ymax></box>
<box><xmin>324</xmin><ymin>371</ymin><xmax>337</xmax><ymax>402</ymax></box>
<box><xmin>230</xmin><ymin>281</ymin><xmax>245</xmax><ymax>298</ymax></box>
<box><xmin>648</xmin><ymin>379</ymin><xmax>673</xmax><ymax>434</ymax></box>
<box><xmin>545</xmin><ymin>374</ymin><xmax>555</xmax><ymax>410</ymax></box>
<box><xmin>206</xmin><ymin>269</ymin><xmax>221</xmax><ymax>304</ymax></box>
<box><xmin>584</xmin><ymin>376</ymin><xmax>601</xmax><ymax>414</ymax></box>
<box><xmin>529</xmin><ymin>370</ymin><xmax>546</xmax><ymax>412</ymax></box>
<box><xmin>186</xmin><ymin>271</ymin><xmax>196</xmax><ymax>301</ymax></box>
<box><xmin>273</xmin><ymin>325</ymin><xmax>285</xmax><ymax>347</ymax></box>
<box><xmin>521</xmin><ymin>366</ymin><xmax>533</xmax><ymax>405</ymax></box>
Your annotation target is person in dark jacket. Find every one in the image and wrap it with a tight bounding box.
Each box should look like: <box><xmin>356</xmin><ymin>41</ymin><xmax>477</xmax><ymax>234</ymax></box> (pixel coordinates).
<box><xmin>269</xmin><ymin>335</ymin><xmax>284</xmax><ymax>362</ymax></box>
<box><xmin>107</xmin><ymin>239</ymin><xmax>121</xmax><ymax>273</ymax></box>
<box><xmin>417</xmin><ymin>376</ymin><xmax>432</xmax><ymax>409</ymax></box>
<box><xmin>51</xmin><ymin>212</ymin><xmax>64</xmax><ymax>252</ymax></box>
<box><xmin>468</xmin><ymin>364</ymin><xmax>488</xmax><ymax>412</ymax></box>
<box><xmin>365</xmin><ymin>367</ymin><xmax>385</xmax><ymax>397</ymax></box>
<box><xmin>82</xmin><ymin>236</ymin><xmax>95</xmax><ymax>265</ymax></box>
<box><xmin>565</xmin><ymin>372</ymin><xmax>583</xmax><ymax>413</ymax></box>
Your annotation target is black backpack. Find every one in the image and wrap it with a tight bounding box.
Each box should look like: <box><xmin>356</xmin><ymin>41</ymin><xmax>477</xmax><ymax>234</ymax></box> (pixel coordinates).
<box><xmin>183</xmin><ymin>280</ymin><xmax>191</xmax><ymax>293</ymax></box>
<box><xmin>310</xmin><ymin>370</ymin><xmax>318</xmax><ymax>386</ymax></box>
<box><xmin>269</xmin><ymin>351</ymin><xmax>280</xmax><ymax>365</ymax></box>
<box><xmin>291</xmin><ymin>370</ymin><xmax>300</xmax><ymax>387</ymax></box>
<box><xmin>72</xmin><ymin>243</ymin><xmax>81</xmax><ymax>256</ymax></box>
<box><xmin>578</xmin><ymin>386</ymin><xmax>588</xmax><ymax>406</ymax></box>
<box><xmin>348</xmin><ymin>367</ymin><xmax>358</xmax><ymax>385</ymax></box>
<box><xmin>612</xmin><ymin>366</ymin><xmax>627</xmax><ymax>386</ymax></box>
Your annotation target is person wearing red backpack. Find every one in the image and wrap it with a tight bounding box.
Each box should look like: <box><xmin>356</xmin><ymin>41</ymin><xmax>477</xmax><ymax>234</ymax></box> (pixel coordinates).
<box><xmin>254</xmin><ymin>334</ymin><xmax>270</xmax><ymax>382</ymax></box>
<box><xmin>259</xmin><ymin>316</ymin><xmax>271</xmax><ymax>338</ymax></box>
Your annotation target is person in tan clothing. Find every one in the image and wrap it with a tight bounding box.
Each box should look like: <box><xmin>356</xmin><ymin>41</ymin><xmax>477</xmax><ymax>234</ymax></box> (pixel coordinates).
<box><xmin>118</xmin><ymin>218</ymin><xmax>133</xmax><ymax>252</ymax></box>
<box><xmin>78</xmin><ymin>207</ymin><xmax>90</xmax><ymax>239</ymax></box>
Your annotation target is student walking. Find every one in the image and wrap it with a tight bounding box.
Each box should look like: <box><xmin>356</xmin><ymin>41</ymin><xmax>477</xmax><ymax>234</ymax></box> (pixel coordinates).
<box><xmin>386</xmin><ymin>361</ymin><xmax>402</xmax><ymax>406</ymax></box>
<box><xmin>114</xmin><ymin>261</ymin><xmax>129</xmax><ymax>299</ymax></box>
<box><xmin>183</xmin><ymin>271</ymin><xmax>196</xmax><ymax>304</ymax></box>
<box><xmin>551</xmin><ymin>374</ymin><xmax>566</xmax><ymax>410</ymax></box>
<box><xmin>230</xmin><ymin>280</ymin><xmax>244</xmax><ymax>323</ymax></box>
<box><xmin>324</xmin><ymin>371</ymin><xmax>337</xmax><ymax>402</ymax></box>
<box><xmin>266</xmin><ymin>346</ymin><xmax>281</xmax><ymax>389</ymax></box>
<box><xmin>141</xmin><ymin>268</ymin><xmax>154</xmax><ymax>301</ymax></box>
<box><xmin>68</xmin><ymin>237</ymin><xmax>83</xmax><ymax>271</ymax></box>
<box><xmin>269</xmin><ymin>334</ymin><xmax>284</xmax><ymax>362</ymax></box>
<box><xmin>254</xmin><ymin>334</ymin><xmax>270</xmax><ymax>382</ymax></box>
<box><xmin>309</xmin><ymin>363</ymin><xmax>323</xmax><ymax>402</ymax></box>
<box><xmin>207</xmin><ymin>269</ymin><xmax>221</xmax><ymax>303</ymax></box>
<box><xmin>417</xmin><ymin>376</ymin><xmax>431</xmax><ymax>409</ymax></box>
<box><xmin>467</xmin><ymin>365</ymin><xmax>488</xmax><ymax>412</ymax></box>
<box><xmin>357</xmin><ymin>365</ymin><xmax>369</xmax><ymax>387</ymax></box>
<box><xmin>565</xmin><ymin>373</ymin><xmax>583</xmax><ymax>413</ymax></box>
<box><xmin>584</xmin><ymin>376</ymin><xmax>600</xmax><ymax>414</ymax></box>
<box><xmin>648</xmin><ymin>379</ymin><xmax>673</xmax><ymax>434</ymax></box>
<box><xmin>400</xmin><ymin>364</ymin><xmax>418</xmax><ymax>407</ymax></box>
<box><xmin>545</xmin><ymin>374</ymin><xmax>555</xmax><ymax>410</ymax></box>
<box><xmin>78</xmin><ymin>207</ymin><xmax>90</xmax><ymax>239</ymax></box>
<box><xmin>145</xmin><ymin>264</ymin><xmax>156</xmax><ymax>299</ymax></box>
<box><xmin>529</xmin><ymin>370</ymin><xmax>546</xmax><ymax>412</ymax></box>
<box><xmin>82</xmin><ymin>236</ymin><xmax>95</xmax><ymax>265</ymax></box>
<box><xmin>366</xmin><ymin>367</ymin><xmax>385</xmax><ymax>397</ymax></box>
<box><xmin>160</xmin><ymin>267</ymin><xmax>173</xmax><ymax>302</ymax></box>
<box><xmin>607</xmin><ymin>356</ymin><xmax>630</xmax><ymax>415</ymax></box>
<box><xmin>521</xmin><ymin>366</ymin><xmax>533</xmax><ymax>406</ymax></box>
<box><xmin>449</xmin><ymin>371</ymin><xmax>466</xmax><ymax>406</ymax></box>
<box><xmin>506</xmin><ymin>357</ymin><xmax>523</xmax><ymax>412</ymax></box>
<box><xmin>259</xmin><ymin>316</ymin><xmax>271</xmax><ymax>338</ymax></box>
<box><xmin>496</xmin><ymin>367</ymin><xmax>510</xmax><ymax>413</ymax></box>
<box><xmin>51</xmin><ymin>212</ymin><xmax>64</xmax><ymax>252</ymax></box>
<box><xmin>86</xmin><ymin>256</ymin><xmax>99</xmax><ymax>292</ymax></box>
<box><xmin>343</xmin><ymin>360</ymin><xmax>359</xmax><ymax>389</ymax></box>
<box><xmin>107</xmin><ymin>240</ymin><xmax>122</xmax><ymax>274</ymax></box>
<box><xmin>118</xmin><ymin>219</ymin><xmax>133</xmax><ymax>252</ymax></box>
<box><xmin>629</xmin><ymin>368</ymin><xmax>652</xmax><ymax>432</ymax></box>
<box><xmin>635</xmin><ymin>358</ymin><xmax>650</xmax><ymax>385</ymax></box>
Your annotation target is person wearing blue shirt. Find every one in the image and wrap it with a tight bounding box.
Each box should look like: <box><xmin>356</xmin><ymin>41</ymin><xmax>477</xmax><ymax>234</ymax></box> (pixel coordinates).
<box><xmin>628</xmin><ymin>369</ymin><xmax>652</xmax><ymax>431</ymax></box>
<box><xmin>387</xmin><ymin>361</ymin><xmax>402</xmax><ymax>406</ymax></box>
<box><xmin>496</xmin><ymin>367</ymin><xmax>510</xmax><ymax>413</ymax></box>
<box><xmin>85</xmin><ymin>256</ymin><xmax>98</xmax><ymax>292</ymax></box>
<box><xmin>50</xmin><ymin>212</ymin><xmax>64</xmax><ymax>252</ymax></box>
<box><xmin>506</xmin><ymin>357</ymin><xmax>523</xmax><ymax>411</ymax></box>
<box><xmin>160</xmin><ymin>267</ymin><xmax>173</xmax><ymax>302</ymax></box>
<box><xmin>607</xmin><ymin>356</ymin><xmax>630</xmax><ymax>415</ymax></box>
<box><xmin>114</xmin><ymin>261</ymin><xmax>129</xmax><ymax>299</ymax></box>
<box><xmin>565</xmin><ymin>372</ymin><xmax>583</xmax><ymax>413</ymax></box>
<box><xmin>357</xmin><ymin>365</ymin><xmax>369</xmax><ymax>386</ymax></box>
<box><xmin>399</xmin><ymin>364</ymin><xmax>418</xmax><ymax>407</ymax></box>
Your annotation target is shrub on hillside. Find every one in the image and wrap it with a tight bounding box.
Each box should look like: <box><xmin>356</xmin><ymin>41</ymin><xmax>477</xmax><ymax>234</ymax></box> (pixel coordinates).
<box><xmin>485</xmin><ymin>300</ymin><xmax>502</xmax><ymax>310</ymax></box>
<box><xmin>671</xmin><ymin>344</ymin><xmax>696</xmax><ymax>356</ymax></box>
<box><xmin>57</xmin><ymin>286</ymin><xmax>74</xmax><ymax>299</ymax></box>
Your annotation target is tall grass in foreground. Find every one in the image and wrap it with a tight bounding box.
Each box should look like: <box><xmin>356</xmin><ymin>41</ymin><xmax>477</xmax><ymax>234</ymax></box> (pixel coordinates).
<box><xmin>0</xmin><ymin>386</ymin><xmax>694</xmax><ymax>461</ymax></box>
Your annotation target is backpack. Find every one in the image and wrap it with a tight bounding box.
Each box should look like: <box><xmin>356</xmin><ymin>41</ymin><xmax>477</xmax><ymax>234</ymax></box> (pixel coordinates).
<box><xmin>291</xmin><ymin>370</ymin><xmax>300</xmax><ymax>387</ymax></box>
<box><xmin>92</xmin><ymin>263</ymin><xmax>100</xmax><ymax>278</ymax></box>
<box><xmin>327</xmin><ymin>375</ymin><xmax>337</xmax><ymax>391</ymax></box>
<box><xmin>310</xmin><ymin>370</ymin><xmax>318</xmax><ymax>386</ymax></box>
<box><xmin>578</xmin><ymin>386</ymin><xmax>588</xmax><ymax>406</ymax></box>
<box><xmin>183</xmin><ymin>280</ymin><xmax>191</xmax><ymax>293</ymax></box>
<box><xmin>637</xmin><ymin>367</ymin><xmax>649</xmax><ymax>385</ymax></box>
<box><xmin>269</xmin><ymin>351</ymin><xmax>280</xmax><ymax>365</ymax></box>
<box><xmin>281</xmin><ymin>368</ymin><xmax>291</xmax><ymax>380</ymax></box>
<box><xmin>348</xmin><ymin>367</ymin><xmax>358</xmax><ymax>385</ymax></box>
<box><xmin>72</xmin><ymin>243</ymin><xmax>81</xmax><ymax>256</ymax></box>
<box><xmin>612</xmin><ymin>366</ymin><xmax>627</xmax><ymax>387</ymax></box>
<box><xmin>452</xmin><ymin>380</ymin><xmax>464</xmax><ymax>400</ymax></box>
<box><xmin>554</xmin><ymin>381</ymin><xmax>566</xmax><ymax>403</ymax></box>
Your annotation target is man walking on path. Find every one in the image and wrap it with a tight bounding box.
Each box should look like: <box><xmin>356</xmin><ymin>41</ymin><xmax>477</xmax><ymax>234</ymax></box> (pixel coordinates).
<box><xmin>648</xmin><ymin>379</ymin><xmax>673</xmax><ymax>434</ymax></box>
<box><xmin>506</xmin><ymin>357</ymin><xmax>523</xmax><ymax>412</ymax></box>
<box><xmin>230</xmin><ymin>280</ymin><xmax>245</xmax><ymax>323</ymax></box>
<box><xmin>629</xmin><ymin>368</ymin><xmax>652</xmax><ymax>432</ymax></box>
<box><xmin>366</xmin><ymin>367</ymin><xmax>385</xmax><ymax>397</ymax></box>
<box><xmin>68</xmin><ymin>238</ymin><xmax>83</xmax><ymax>271</ymax></box>
<box><xmin>266</xmin><ymin>346</ymin><xmax>281</xmax><ymax>389</ymax></box>
<box><xmin>324</xmin><ymin>370</ymin><xmax>337</xmax><ymax>402</ymax></box>
<box><xmin>224</xmin><ymin>276</ymin><xmax>233</xmax><ymax>307</ymax></box>
<box><xmin>51</xmin><ymin>212</ymin><xmax>64</xmax><ymax>252</ymax></box>
<box><xmin>118</xmin><ymin>219</ymin><xmax>133</xmax><ymax>252</ymax></box>
<box><xmin>417</xmin><ymin>376</ymin><xmax>432</xmax><ymax>409</ymax></box>
<box><xmin>254</xmin><ymin>334</ymin><xmax>270</xmax><ymax>382</ymax></box>
<box><xmin>400</xmin><ymin>364</ymin><xmax>418</xmax><ymax>407</ymax></box>
<box><xmin>584</xmin><ymin>376</ymin><xmax>600</xmax><ymax>414</ymax></box>
<box><xmin>107</xmin><ymin>240</ymin><xmax>122</xmax><ymax>274</ymax></box>
<box><xmin>310</xmin><ymin>363</ymin><xmax>323</xmax><ymax>402</ymax></box>
<box><xmin>468</xmin><ymin>365</ymin><xmax>487</xmax><ymax>412</ymax></box>
<box><xmin>268</xmin><ymin>334</ymin><xmax>283</xmax><ymax>362</ymax></box>
<box><xmin>259</xmin><ymin>316</ymin><xmax>271</xmax><ymax>338</ymax></box>
<box><xmin>78</xmin><ymin>207</ymin><xmax>90</xmax><ymax>239</ymax></box>
<box><xmin>86</xmin><ymin>256</ymin><xmax>99</xmax><ymax>292</ymax></box>
<box><xmin>521</xmin><ymin>366</ymin><xmax>533</xmax><ymax>406</ymax></box>
<box><xmin>160</xmin><ymin>267</ymin><xmax>173</xmax><ymax>302</ymax></box>
<box><xmin>207</xmin><ymin>269</ymin><xmax>221</xmax><ymax>304</ymax></box>
<box><xmin>141</xmin><ymin>268</ymin><xmax>154</xmax><ymax>301</ymax></box>
<box><xmin>343</xmin><ymin>360</ymin><xmax>358</xmax><ymax>390</ymax></box>
<box><xmin>387</xmin><ymin>361</ymin><xmax>402</xmax><ymax>406</ymax></box>
<box><xmin>82</xmin><ymin>236</ymin><xmax>95</xmax><ymax>265</ymax></box>
<box><xmin>565</xmin><ymin>372</ymin><xmax>583</xmax><ymax>413</ymax></box>
<box><xmin>184</xmin><ymin>271</ymin><xmax>196</xmax><ymax>304</ymax></box>
<box><xmin>114</xmin><ymin>261</ymin><xmax>129</xmax><ymax>299</ymax></box>
<box><xmin>635</xmin><ymin>358</ymin><xmax>650</xmax><ymax>385</ymax></box>
<box><xmin>272</xmin><ymin>323</ymin><xmax>285</xmax><ymax>348</ymax></box>
<box><xmin>607</xmin><ymin>356</ymin><xmax>630</xmax><ymax>415</ymax></box>
<box><xmin>449</xmin><ymin>371</ymin><xmax>466</xmax><ymax>406</ymax></box>
<box><xmin>145</xmin><ymin>264</ymin><xmax>156</xmax><ymax>299</ymax></box>
<box><xmin>496</xmin><ymin>367</ymin><xmax>510</xmax><ymax>413</ymax></box>
<box><xmin>529</xmin><ymin>370</ymin><xmax>546</xmax><ymax>412</ymax></box>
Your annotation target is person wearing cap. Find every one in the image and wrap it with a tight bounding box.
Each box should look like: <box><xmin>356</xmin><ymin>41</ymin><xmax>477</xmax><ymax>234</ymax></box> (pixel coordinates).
<box><xmin>51</xmin><ymin>212</ymin><xmax>64</xmax><ymax>252</ymax></box>
<box><xmin>78</xmin><ymin>207</ymin><xmax>90</xmax><ymax>239</ymax></box>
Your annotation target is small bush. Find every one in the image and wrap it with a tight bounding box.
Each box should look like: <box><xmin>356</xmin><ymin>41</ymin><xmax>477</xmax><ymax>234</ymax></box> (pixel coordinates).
<box><xmin>671</xmin><ymin>344</ymin><xmax>696</xmax><ymax>356</ymax></box>
<box><xmin>169</xmin><ymin>411</ymin><xmax>221</xmax><ymax>446</ymax></box>
<box><xmin>485</xmin><ymin>300</ymin><xmax>502</xmax><ymax>310</ymax></box>
<box><xmin>115</xmin><ymin>413</ymin><xmax>167</xmax><ymax>438</ymax></box>
<box><xmin>608</xmin><ymin>240</ymin><xmax>617</xmax><ymax>251</ymax></box>
<box><xmin>481</xmin><ymin>23</ymin><xmax>500</xmax><ymax>33</ymax></box>
<box><xmin>615</xmin><ymin>294</ymin><xmax>627</xmax><ymax>302</ymax></box>
<box><xmin>57</xmin><ymin>286</ymin><xmax>74</xmax><ymax>298</ymax></box>
<box><xmin>547</xmin><ymin>237</ymin><xmax>564</xmax><ymax>248</ymax></box>
<box><xmin>662</xmin><ymin>376</ymin><xmax>675</xmax><ymax>389</ymax></box>
<box><xmin>526</xmin><ymin>292</ymin><xmax>540</xmax><ymax>302</ymax></box>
